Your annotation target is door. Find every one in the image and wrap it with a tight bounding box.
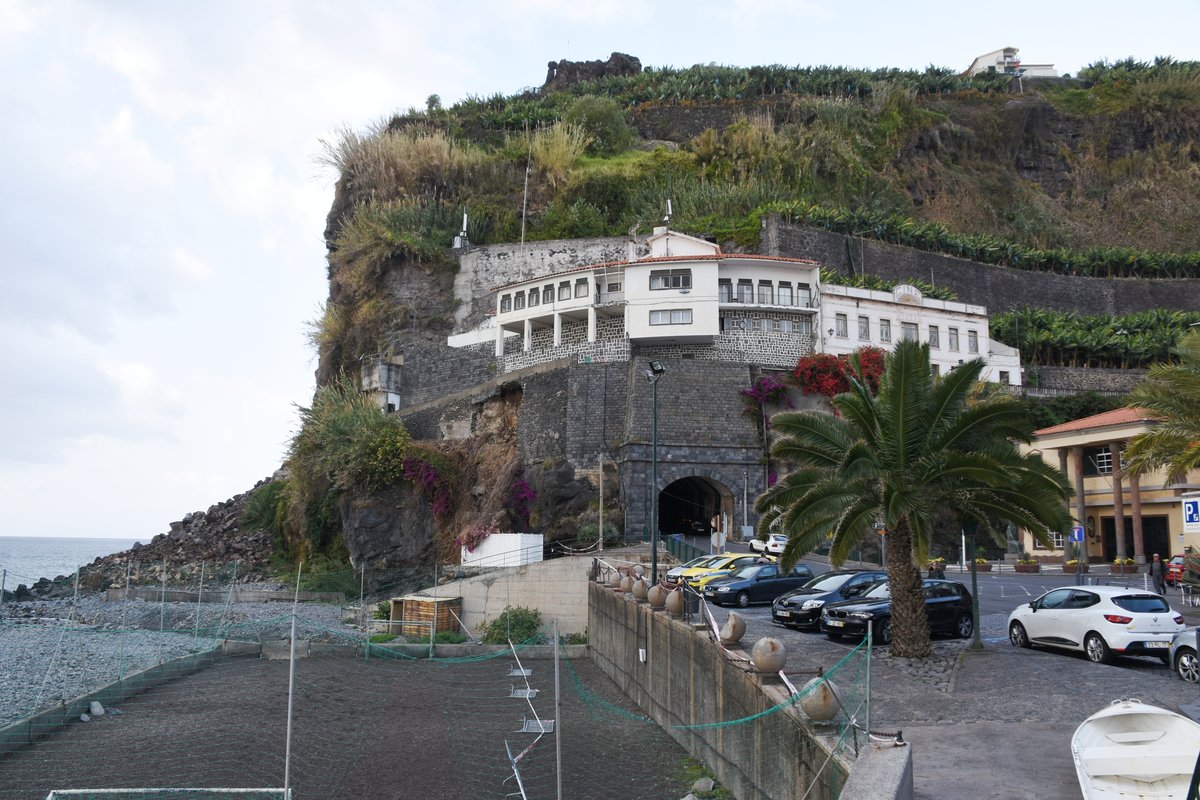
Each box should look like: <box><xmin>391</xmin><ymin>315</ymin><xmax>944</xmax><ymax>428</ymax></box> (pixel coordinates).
<box><xmin>1024</xmin><ymin>588</ymin><xmax>1072</xmax><ymax>642</ymax></box>
<box><xmin>749</xmin><ymin>565</ymin><xmax>780</xmax><ymax>602</ymax></box>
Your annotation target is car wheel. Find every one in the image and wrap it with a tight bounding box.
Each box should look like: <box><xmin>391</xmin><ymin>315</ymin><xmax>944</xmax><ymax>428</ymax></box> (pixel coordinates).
<box><xmin>955</xmin><ymin>613</ymin><xmax>974</xmax><ymax>639</ymax></box>
<box><xmin>873</xmin><ymin>618</ymin><xmax>892</xmax><ymax>646</ymax></box>
<box><xmin>1177</xmin><ymin>647</ymin><xmax>1200</xmax><ymax>683</ymax></box>
<box><xmin>1009</xmin><ymin>621</ymin><xmax>1031</xmax><ymax>649</ymax></box>
<box><xmin>1084</xmin><ymin>632</ymin><xmax>1113</xmax><ymax>664</ymax></box>
<box><xmin>736</xmin><ymin>591</ymin><xmax>750</xmax><ymax>608</ymax></box>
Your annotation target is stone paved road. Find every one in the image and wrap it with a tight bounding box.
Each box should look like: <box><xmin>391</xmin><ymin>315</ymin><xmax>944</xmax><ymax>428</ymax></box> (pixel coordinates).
<box><xmin>701</xmin><ymin>598</ymin><xmax>1199</xmax><ymax>800</ymax></box>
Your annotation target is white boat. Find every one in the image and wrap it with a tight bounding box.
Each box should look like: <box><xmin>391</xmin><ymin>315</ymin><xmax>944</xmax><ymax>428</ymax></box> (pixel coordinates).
<box><xmin>1072</xmin><ymin>698</ymin><xmax>1200</xmax><ymax>799</ymax></box>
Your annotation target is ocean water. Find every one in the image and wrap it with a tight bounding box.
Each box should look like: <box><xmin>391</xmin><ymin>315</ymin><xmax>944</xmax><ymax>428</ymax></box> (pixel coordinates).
<box><xmin>0</xmin><ymin>537</ymin><xmax>139</xmax><ymax>586</ymax></box>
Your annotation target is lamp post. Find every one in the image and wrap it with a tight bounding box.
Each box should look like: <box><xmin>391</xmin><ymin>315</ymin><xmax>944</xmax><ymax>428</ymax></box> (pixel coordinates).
<box><xmin>964</xmin><ymin>518</ymin><xmax>983</xmax><ymax>650</ymax></box>
<box><xmin>645</xmin><ymin>360</ymin><xmax>666</xmax><ymax>583</ymax></box>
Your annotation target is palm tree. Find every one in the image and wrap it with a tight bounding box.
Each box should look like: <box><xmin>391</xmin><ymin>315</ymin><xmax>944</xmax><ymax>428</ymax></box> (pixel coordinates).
<box><xmin>1123</xmin><ymin>329</ymin><xmax>1200</xmax><ymax>479</ymax></box>
<box><xmin>756</xmin><ymin>341</ymin><xmax>1072</xmax><ymax>658</ymax></box>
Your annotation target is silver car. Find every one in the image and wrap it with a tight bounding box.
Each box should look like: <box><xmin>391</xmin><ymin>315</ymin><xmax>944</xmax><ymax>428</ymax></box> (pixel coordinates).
<box><xmin>1170</xmin><ymin>627</ymin><xmax>1199</xmax><ymax>683</ymax></box>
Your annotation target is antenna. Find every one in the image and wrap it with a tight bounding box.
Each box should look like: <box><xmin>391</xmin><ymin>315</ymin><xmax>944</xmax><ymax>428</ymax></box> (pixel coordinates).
<box><xmin>663</xmin><ymin>198</ymin><xmax>673</xmax><ymax>225</ymax></box>
<box><xmin>453</xmin><ymin>209</ymin><xmax>470</xmax><ymax>249</ymax></box>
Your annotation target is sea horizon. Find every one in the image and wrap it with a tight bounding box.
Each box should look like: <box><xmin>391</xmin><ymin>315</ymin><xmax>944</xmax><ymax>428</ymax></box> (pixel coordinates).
<box><xmin>0</xmin><ymin>535</ymin><xmax>141</xmax><ymax>586</ymax></box>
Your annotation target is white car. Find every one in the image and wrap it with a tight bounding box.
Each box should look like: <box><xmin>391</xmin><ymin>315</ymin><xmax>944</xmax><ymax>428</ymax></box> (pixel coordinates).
<box><xmin>1007</xmin><ymin>585</ymin><xmax>1185</xmax><ymax>664</ymax></box>
<box><xmin>749</xmin><ymin>533</ymin><xmax>788</xmax><ymax>556</ymax></box>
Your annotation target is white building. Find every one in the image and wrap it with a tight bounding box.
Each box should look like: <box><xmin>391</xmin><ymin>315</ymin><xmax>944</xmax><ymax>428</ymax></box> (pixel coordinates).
<box><xmin>442</xmin><ymin>226</ymin><xmax>1020</xmax><ymax>384</ymax></box>
<box><xmin>965</xmin><ymin>47</ymin><xmax>1058</xmax><ymax>79</ymax></box>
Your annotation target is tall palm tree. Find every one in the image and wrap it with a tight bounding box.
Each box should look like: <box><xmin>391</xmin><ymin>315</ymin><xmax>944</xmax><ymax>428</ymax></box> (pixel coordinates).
<box><xmin>1123</xmin><ymin>329</ymin><xmax>1200</xmax><ymax>479</ymax></box>
<box><xmin>756</xmin><ymin>341</ymin><xmax>1072</xmax><ymax>658</ymax></box>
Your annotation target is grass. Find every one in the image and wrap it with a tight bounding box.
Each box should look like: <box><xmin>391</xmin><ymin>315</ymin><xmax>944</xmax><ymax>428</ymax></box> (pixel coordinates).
<box><xmin>677</xmin><ymin>758</ymin><xmax>734</xmax><ymax>800</ymax></box>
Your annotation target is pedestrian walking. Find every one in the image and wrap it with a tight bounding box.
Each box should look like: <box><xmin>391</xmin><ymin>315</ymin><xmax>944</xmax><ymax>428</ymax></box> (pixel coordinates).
<box><xmin>1150</xmin><ymin>552</ymin><xmax>1167</xmax><ymax>595</ymax></box>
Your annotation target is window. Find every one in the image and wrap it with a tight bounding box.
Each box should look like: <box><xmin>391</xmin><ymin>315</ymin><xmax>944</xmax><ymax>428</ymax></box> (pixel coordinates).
<box><xmin>607</xmin><ymin>282</ymin><xmax>621</xmax><ymax>293</ymax></box>
<box><xmin>949</xmin><ymin>327</ymin><xmax>960</xmax><ymax>351</ymax></box>
<box><xmin>558</xmin><ymin>281</ymin><xmax>571</xmax><ymax>300</ymax></box>
<box><xmin>722</xmin><ymin>317</ymin><xmax>742</xmax><ymax>332</ymax></box>
<box><xmin>1083</xmin><ymin>446</ymin><xmax>1117</xmax><ymax>476</ymax></box>
<box><xmin>649</xmin><ymin>309</ymin><xmax>693</xmax><ymax>325</ymax></box>
<box><xmin>835</xmin><ymin>313</ymin><xmax>848</xmax><ymax>338</ymax></box>
<box><xmin>500</xmin><ymin>294</ymin><xmax>512</xmax><ymax>313</ymax></box>
<box><xmin>858</xmin><ymin>316</ymin><xmax>870</xmax><ymax>340</ymax></box>
<box><xmin>574</xmin><ymin>278</ymin><xmax>588</xmax><ymax>298</ymax></box>
<box><xmin>778</xmin><ymin>282</ymin><xmax>793</xmax><ymax>306</ymax></box>
<box><xmin>998</xmin><ymin>370</ymin><xmax>1010</xmax><ymax>384</ymax></box>
<box><xmin>901</xmin><ymin>322</ymin><xmax>918</xmax><ymax>342</ymax></box>
<box><xmin>879</xmin><ymin>319</ymin><xmax>892</xmax><ymax>343</ymax></box>
<box><xmin>719</xmin><ymin>280</ymin><xmax>732</xmax><ymax>303</ymax></box>
<box><xmin>968</xmin><ymin>330</ymin><xmax>979</xmax><ymax>354</ymax></box>
<box><xmin>737</xmin><ymin>279</ymin><xmax>753</xmax><ymax>303</ymax></box>
<box><xmin>797</xmin><ymin>318</ymin><xmax>812</xmax><ymax>335</ymax></box>
<box><xmin>649</xmin><ymin>269</ymin><xmax>692</xmax><ymax>290</ymax></box>
<box><xmin>528</xmin><ymin>288</ymin><xmax>539</xmax><ymax>307</ymax></box>
<box><xmin>513</xmin><ymin>292</ymin><xmax>525</xmax><ymax>310</ymax></box>
<box><xmin>928</xmin><ymin>325</ymin><xmax>940</xmax><ymax>348</ymax></box>
<box><xmin>931</xmin><ymin>364</ymin><xmax>940</xmax><ymax>377</ymax></box>
<box><xmin>750</xmin><ymin>318</ymin><xmax>763</xmax><ymax>332</ymax></box>
<box><xmin>758</xmin><ymin>281</ymin><xmax>773</xmax><ymax>304</ymax></box>
<box><xmin>773</xmin><ymin>319</ymin><xmax>792</xmax><ymax>333</ymax></box>
<box><xmin>797</xmin><ymin>283</ymin><xmax>812</xmax><ymax>307</ymax></box>
<box><xmin>543</xmin><ymin>285</ymin><xmax>554</xmax><ymax>304</ymax></box>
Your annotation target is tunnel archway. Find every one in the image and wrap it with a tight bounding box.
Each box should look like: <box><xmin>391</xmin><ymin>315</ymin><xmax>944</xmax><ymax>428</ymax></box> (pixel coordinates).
<box><xmin>658</xmin><ymin>476</ymin><xmax>735</xmax><ymax>538</ymax></box>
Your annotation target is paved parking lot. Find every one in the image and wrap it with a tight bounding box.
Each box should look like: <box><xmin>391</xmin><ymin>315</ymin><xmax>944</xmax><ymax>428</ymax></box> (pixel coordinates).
<box><xmin>698</xmin><ymin>567</ymin><xmax>1200</xmax><ymax>800</ymax></box>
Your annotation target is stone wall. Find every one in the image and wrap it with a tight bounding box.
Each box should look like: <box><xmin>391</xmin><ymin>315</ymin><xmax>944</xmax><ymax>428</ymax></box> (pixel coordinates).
<box><xmin>589</xmin><ymin>583</ymin><xmax>851</xmax><ymax>800</ymax></box>
<box><xmin>1031</xmin><ymin>365</ymin><xmax>1146</xmax><ymax>394</ymax></box>
<box><xmin>396</xmin><ymin>338</ymin><xmax>496</xmax><ymax>409</ymax></box>
<box><xmin>765</xmin><ymin>218</ymin><xmax>1200</xmax><ymax>315</ymax></box>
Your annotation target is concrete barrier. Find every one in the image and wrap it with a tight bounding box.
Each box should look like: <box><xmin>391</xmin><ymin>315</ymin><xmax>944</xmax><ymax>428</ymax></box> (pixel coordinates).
<box><xmin>0</xmin><ymin>640</ymin><xmax>261</xmax><ymax>757</ymax></box>
<box><xmin>104</xmin><ymin>588</ymin><xmax>345</xmax><ymax>604</ymax></box>
<box><xmin>840</xmin><ymin>743</ymin><xmax>914</xmax><ymax>800</ymax></box>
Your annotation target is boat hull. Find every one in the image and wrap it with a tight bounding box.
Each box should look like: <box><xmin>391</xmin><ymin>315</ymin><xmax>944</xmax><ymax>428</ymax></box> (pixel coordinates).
<box><xmin>1072</xmin><ymin>699</ymin><xmax>1200</xmax><ymax>800</ymax></box>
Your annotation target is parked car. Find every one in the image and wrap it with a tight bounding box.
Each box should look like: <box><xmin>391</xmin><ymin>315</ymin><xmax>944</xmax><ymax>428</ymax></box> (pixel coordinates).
<box><xmin>1171</xmin><ymin>628</ymin><xmax>1199</xmax><ymax>683</ymax></box>
<box><xmin>820</xmin><ymin>579</ymin><xmax>974</xmax><ymax>644</ymax></box>
<box><xmin>686</xmin><ymin>553</ymin><xmax>774</xmax><ymax>588</ymax></box>
<box><xmin>1007</xmin><ymin>585</ymin><xmax>1185</xmax><ymax>664</ymax></box>
<box><xmin>1166</xmin><ymin>555</ymin><xmax>1186</xmax><ymax>586</ymax></box>
<box><xmin>771</xmin><ymin>570</ymin><xmax>887</xmax><ymax>630</ymax></box>
<box><xmin>664</xmin><ymin>554</ymin><xmax>730</xmax><ymax>586</ymax></box>
<box><xmin>749</xmin><ymin>534</ymin><xmax>789</xmax><ymax>556</ymax></box>
<box><xmin>702</xmin><ymin>562</ymin><xmax>814</xmax><ymax>607</ymax></box>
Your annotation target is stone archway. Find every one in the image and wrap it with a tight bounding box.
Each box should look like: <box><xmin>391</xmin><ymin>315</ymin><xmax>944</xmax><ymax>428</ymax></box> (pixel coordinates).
<box><xmin>657</xmin><ymin>475</ymin><xmax>735</xmax><ymax>539</ymax></box>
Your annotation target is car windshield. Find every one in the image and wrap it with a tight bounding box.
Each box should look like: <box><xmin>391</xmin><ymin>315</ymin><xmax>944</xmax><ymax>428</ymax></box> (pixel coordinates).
<box><xmin>862</xmin><ymin>581</ymin><xmax>890</xmax><ymax>599</ymax></box>
<box><xmin>729</xmin><ymin>565</ymin><xmax>761</xmax><ymax>579</ymax></box>
<box><xmin>802</xmin><ymin>573</ymin><xmax>851</xmax><ymax>592</ymax></box>
<box><xmin>770</xmin><ymin>535</ymin><xmax>787</xmax><ymax>543</ymax></box>
<box><xmin>682</xmin><ymin>555</ymin><xmax>720</xmax><ymax>569</ymax></box>
<box><xmin>1112</xmin><ymin>595</ymin><xmax>1171</xmax><ymax>613</ymax></box>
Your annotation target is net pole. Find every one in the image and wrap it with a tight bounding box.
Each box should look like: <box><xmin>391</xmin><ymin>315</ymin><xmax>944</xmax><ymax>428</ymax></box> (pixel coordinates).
<box><xmin>1</xmin><ymin>568</ymin><xmax>6</xmax><ymax>607</ymax></box>
<box><xmin>118</xmin><ymin>560</ymin><xmax>132</xmax><ymax>679</ymax></box>
<box><xmin>159</xmin><ymin>559</ymin><xmax>167</xmax><ymax>632</ymax></box>
<box><xmin>554</xmin><ymin>618</ymin><xmax>563</xmax><ymax>800</ymax></box>
<box><xmin>284</xmin><ymin>562</ymin><xmax>302</xmax><ymax>794</ymax></box>
<box><xmin>221</xmin><ymin>560</ymin><xmax>239</xmax><ymax>635</ymax></box>
<box><xmin>193</xmin><ymin>561</ymin><xmax>205</xmax><ymax>640</ymax></box>
<box><xmin>359</xmin><ymin>564</ymin><xmax>365</xmax><ymax>627</ymax></box>
<box><xmin>866</xmin><ymin>620</ymin><xmax>872</xmax><ymax>736</ymax></box>
<box><xmin>69</xmin><ymin>568</ymin><xmax>80</xmax><ymax>622</ymax></box>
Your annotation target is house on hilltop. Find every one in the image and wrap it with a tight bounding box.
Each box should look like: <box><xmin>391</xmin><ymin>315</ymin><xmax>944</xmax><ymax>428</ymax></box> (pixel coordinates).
<box><xmin>964</xmin><ymin>47</ymin><xmax>1057</xmax><ymax>78</ymax></box>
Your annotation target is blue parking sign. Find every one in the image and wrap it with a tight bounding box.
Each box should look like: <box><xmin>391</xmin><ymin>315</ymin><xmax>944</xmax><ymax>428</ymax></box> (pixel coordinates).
<box><xmin>1184</xmin><ymin>498</ymin><xmax>1200</xmax><ymax>534</ymax></box>
<box><xmin>1068</xmin><ymin>526</ymin><xmax>1085</xmax><ymax>543</ymax></box>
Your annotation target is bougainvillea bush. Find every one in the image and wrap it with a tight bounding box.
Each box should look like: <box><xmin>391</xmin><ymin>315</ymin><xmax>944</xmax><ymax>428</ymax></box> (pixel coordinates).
<box><xmin>794</xmin><ymin>347</ymin><xmax>885</xmax><ymax>399</ymax></box>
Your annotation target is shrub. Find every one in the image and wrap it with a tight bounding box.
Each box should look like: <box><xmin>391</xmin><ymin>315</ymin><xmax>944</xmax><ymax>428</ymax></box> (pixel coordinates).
<box><xmin>560</xmin><ymin>631</ymin><xmax>588</xmax><ymax>645</ymax></box>
<box><xmin>373</xmin><ymin>601</ymin><xmax>390</xmax><ymax>620</ymax></box>
<box><xmin>369</xmin><ymin>633</ymin><xmax>398</xmax><ymax>643</ymax></box>
<box><xmin>564</xmin><ymin>95</ymin><xmax>633</xmax><ymax>156</ymax></box>
<box><xmin>480</xmin><ymin>606</ymin><xmax>545</xmax><ymax>645</ymax></box>
<box><xmin>407</xmin><ymin>631</ymin><xmax>469</xmax><ymax>644</ymax></box>
<box><xmin>530</xmin><ymin>122</ymin><xmax>591</xmax><ymax>188</ymax></box>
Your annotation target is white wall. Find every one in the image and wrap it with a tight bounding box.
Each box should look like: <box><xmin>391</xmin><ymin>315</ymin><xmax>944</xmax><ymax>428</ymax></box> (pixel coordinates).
<box><xmin>624</xmin><ymin>260</ymin><xmax>721</xmax><ymax>342</ymax></box>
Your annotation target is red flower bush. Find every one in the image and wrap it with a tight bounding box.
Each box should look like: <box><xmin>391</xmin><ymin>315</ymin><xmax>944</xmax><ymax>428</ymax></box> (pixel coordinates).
<box><xmin>795</xmin><ymin>347</ymin><xmax>885</xmax><ymax>399</ymax></box>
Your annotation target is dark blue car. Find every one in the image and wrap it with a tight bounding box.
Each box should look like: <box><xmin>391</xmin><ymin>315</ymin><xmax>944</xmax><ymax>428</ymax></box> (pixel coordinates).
<box><xmin>702</xmin><ymin>563</ymin><xmax>814</xmax><ymax>607</ymax></box>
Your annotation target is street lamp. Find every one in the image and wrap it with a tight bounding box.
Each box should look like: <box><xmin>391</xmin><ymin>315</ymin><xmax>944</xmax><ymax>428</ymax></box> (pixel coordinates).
<box><xmin>964</xmin><ymin>518</ymin><xmax>983</xmax><ymax>650</ymax></box>
<box><xmin>644</xmin><ymin>360</ymin><xmax>666</xmax><ymax>583</ymax></box>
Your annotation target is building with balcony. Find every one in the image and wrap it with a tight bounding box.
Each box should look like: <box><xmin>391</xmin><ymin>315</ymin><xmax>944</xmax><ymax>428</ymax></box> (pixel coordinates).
<box><xmin>964</xmin><ymin>47</ymin><xmax>1058</xmax><ymax>78</ymax></box>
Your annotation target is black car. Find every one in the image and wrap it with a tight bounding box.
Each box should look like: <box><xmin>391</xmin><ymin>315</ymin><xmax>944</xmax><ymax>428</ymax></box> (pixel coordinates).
<box><xmin>702</xmin><ymin>563</ymin><xmax>814</xmax><ymax>607</ymax></box>
<box><xmin>820</xmin><ymin>579</ymin><xmax>974</xmax><ymax>645</ymax></box>
<box><xmin>771</xmin><ymin>570</ymin><xmax>888</xmax><ymax>629</ymax></box>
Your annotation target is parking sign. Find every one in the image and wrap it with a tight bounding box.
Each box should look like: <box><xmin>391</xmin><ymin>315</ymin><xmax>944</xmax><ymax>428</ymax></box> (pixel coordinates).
<box><xmin>1184</xmin><ymin>498</ymin><xmax>1200</xmax><ymax>534</ymax></box>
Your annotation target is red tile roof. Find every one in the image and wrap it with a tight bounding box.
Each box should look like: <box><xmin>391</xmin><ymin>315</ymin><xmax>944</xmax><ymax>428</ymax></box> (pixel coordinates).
<box><xmin>1035</xmin><ymin>407</ymin><xmax>1157</xmax><ymax>436</ymax></box>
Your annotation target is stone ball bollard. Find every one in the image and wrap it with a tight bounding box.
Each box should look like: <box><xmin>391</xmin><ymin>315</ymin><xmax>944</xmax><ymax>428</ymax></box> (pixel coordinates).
<box><xmin>665</xmin><ymin>587</ymin><xmax>685</xmax><ymax>617</ymax></box>
<box><xmin>799</xmin><ymin>676</ymin><xmax>842</xmax><ymax>722</ymax></box>
<box><xmin>620</xmin><ymin>574</ymin><xmax>634</xmax><ymax>594</ymax></box>
<box><xmin>631</xmin><ymin>578</ymin><xmax>649</xmax><ymax>602</ymax></box>
<box><xmin>719</xmin><ymin>612</ymin><xmax>746</xmax><ymax>646</ymax></box>
<box><xmin>608</xmin><ymin>571</ymin><xmax>623</xmax><ymax>590</ymax></box>
<box><xmin>749</xmin><ymin>637</ymin><xmax>786</xmax><ymax>673</ymax></box>
<box><xmin>647</xmin><ymin>584</ymin><xmax>667</xmax><ymax>609</ymax></box>
<box><xmin>632</xmin><ymin>564</ymin><xmax>644</xmax><ymax>578</ymax></box>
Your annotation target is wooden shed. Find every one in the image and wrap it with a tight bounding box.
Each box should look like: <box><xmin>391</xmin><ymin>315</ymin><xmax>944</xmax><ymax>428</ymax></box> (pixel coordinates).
<box><xmin>389</xmin><ymin>595</ymin><xmax>462</xmax><ymax>637</ymax></box>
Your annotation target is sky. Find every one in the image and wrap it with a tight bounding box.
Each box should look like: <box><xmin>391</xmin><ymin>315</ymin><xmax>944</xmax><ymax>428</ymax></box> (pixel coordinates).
<box><xmin>2</xmin><ymin>0</ymin><xmax>1197</xmax><ymax>541</ymax></box>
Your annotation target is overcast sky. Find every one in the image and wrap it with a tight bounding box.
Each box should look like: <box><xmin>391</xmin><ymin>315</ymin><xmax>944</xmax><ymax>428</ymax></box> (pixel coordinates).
<box><xmin>2</xmin><ymin>0</ymin><xmax>1197</xmax><ymax>541</ymax></box>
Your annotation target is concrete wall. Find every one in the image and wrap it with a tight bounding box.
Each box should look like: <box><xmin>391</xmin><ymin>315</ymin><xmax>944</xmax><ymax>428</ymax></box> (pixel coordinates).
<box><xmin>765</xmin><ymin>218</ymin><xmax>1200</xmax><ymax>315</ymax></box>
<box><xmin>422</xmin><ymin>555</ymin><xmax>594</xmax><ymax>634</ymax></box>
<box><xmin>588</xmin><ymin>583</ymin><xmax>852</xmax><ymax>800</ymax></box>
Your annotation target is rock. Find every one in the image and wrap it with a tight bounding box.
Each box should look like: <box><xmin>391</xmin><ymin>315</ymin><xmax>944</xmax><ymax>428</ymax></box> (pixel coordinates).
<box><xmin>543</xmin><ymin>52</ymin><xmax>641</xmax><ymax>91</ymax></box>
<box><xmin>691</xmin><ymin>777</ymin><xmax>715</xmax><ymax>792</ymax></box>
<box><xmin>89</xmin><ymin>701</ymin><xmax>105</xmax><ymax>716</ymax></box>
<box><xmin>79</xmin><ymin>713</ymin><xmax>90</xmax><ymax>722</ymax></box>
<box><xmin>108</xmin><ymin>708</ymin><xmax>122</xmax><ymax>716</ymax></box>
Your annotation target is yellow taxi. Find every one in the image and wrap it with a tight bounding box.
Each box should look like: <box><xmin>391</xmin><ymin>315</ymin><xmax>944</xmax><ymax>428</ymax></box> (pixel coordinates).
<box><xmin>681</xmin><ymin>553</ymin><xmax>775</xmax><ymax>589</ymax></box>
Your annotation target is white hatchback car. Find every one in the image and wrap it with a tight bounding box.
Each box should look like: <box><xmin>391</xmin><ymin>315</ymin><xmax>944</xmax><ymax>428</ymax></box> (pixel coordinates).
<box><xmin>1007</xmin><ymin>585</ymin><xmax>1185</xmax><ymax>664</ymax></box>
<box><xmin>750</xmin><ymin>534</ymin><xmax>788</xmax><ymax>556</ymax></box>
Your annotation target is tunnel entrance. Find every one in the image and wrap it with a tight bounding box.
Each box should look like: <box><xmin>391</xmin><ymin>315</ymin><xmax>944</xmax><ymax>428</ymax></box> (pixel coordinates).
<box><xmin>658</xmin><ymin>476</ymin><xmax>734</xmax><ymax>539</ymax></box>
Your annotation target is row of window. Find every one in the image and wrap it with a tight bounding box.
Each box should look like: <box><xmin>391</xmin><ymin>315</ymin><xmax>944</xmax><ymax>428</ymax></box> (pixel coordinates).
<box><xmin>833</xmin><ymin>313</ymin><xmax>980</xmax><ymax>353</ymax></box>
<box><xmin>722</xmin><ymin>316</ymin><xmax>812</xmax><ymax>335</ymax></box>
<box><xmin>500</xmin><ymin>277</ymin><xmax>603</xmax><ymax>313</ymax></box>
<box><xmin>718</xmin><ymin>278</ymin><xmax>812</xmax><ymax>307</ymax></box>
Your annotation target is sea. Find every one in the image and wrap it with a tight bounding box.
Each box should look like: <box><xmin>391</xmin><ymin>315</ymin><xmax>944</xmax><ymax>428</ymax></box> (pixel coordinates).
<box><xmin>0</xmin><ymin>536</ymin><xmax>140</xmax><ymax>587</ymax></box>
